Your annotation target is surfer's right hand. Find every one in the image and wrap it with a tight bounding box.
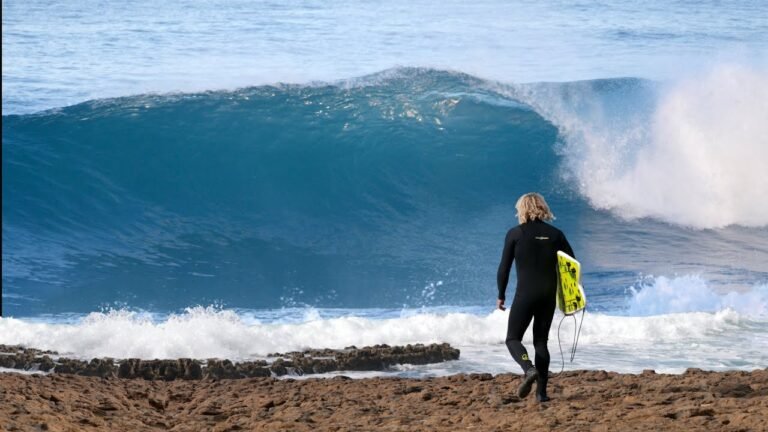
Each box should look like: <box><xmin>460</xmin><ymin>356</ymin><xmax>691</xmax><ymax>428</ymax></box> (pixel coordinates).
<box><xmin>496</xmin><ymin>299</ymin><xmax>506</xmax><ymax>311</ymax></box>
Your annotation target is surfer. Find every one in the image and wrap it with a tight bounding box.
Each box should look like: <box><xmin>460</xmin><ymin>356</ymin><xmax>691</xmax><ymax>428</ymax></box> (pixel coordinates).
<box><xmin>497</xmin><ymin>192</ymin><xmax>574</xmax><ymax>402</ymax></box>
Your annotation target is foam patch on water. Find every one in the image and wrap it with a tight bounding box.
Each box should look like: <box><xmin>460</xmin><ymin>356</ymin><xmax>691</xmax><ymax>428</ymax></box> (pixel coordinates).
<box><xmin>0</xmin><ymin>367</ymin><xmax>50</xmax><ymax>376</ymax></box>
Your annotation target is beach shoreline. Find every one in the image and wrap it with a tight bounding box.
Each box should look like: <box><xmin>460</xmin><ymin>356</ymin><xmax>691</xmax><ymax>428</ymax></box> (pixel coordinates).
<box><xmin>2</xmin><ymin>366</ymin><xmax>765</xmax><ymax>431</ymax></box>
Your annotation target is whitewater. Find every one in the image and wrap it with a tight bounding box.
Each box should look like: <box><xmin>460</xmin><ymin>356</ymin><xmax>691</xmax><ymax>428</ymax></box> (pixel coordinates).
<box><xmin>3</xmin><ymin>0</ymin><xmax>768</xmax><ymax>376</ymax></box>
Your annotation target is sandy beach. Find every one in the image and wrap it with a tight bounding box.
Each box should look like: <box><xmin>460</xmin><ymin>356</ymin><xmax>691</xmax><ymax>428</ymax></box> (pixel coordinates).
<box><xmin>2</xmin><ymin>367</ymin><xmax>766</xmax><ymax>431</ymax></box>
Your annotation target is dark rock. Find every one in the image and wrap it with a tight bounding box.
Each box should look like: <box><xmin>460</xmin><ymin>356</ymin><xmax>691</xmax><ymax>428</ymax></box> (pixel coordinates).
<box><xmin>118</xmin><ymin>359</ymin><xmax>144</xmax><ymax>379</ymax></box>
<box><xmin>404</xmin><ymin>385</ymin><xmax>422</xmax><ymax>394</ymax></box>
<box><xmin>269</xmin><ymin>358</ymin><xmax>290</xmax><ymax>376</ymax></box>
<box><xmin>308</xmin><ymin>358</ymin><xmax>337</xmax><ymax>374</ymax></box>
<box><xmin>148</xmin><ymin>394</ymin><xmax>168</xmax><ymax>411</ymax></box>
<box><xmin>687</xmin><ymin>408</ymin><xmax>715</xmax><ymax>418</ymax></box>
<box><xmin>157</xmin><ymin>360</ymin><xmax>180</xmax><ymax>380</ymax></box>
<box><xmin>235</xmin><ymin>361</ymin><xmax>272</xmax><ymax>378</ymax></box>
<box><xmin>585</xmin><ymin>370</ymin><xmax>610</xmax><ymax>381</ymax></box>
<box><xmin>469</xmin><ymin>373</ymin><xmax>493</xmax><ymax>381</ymax></box>
<box><xmin>0</xmin><ymin>354</ymin><xmax>17</xmax><ymax>369</ymax></box>
<box><xmin>715</xmin><ymin>382</ymin><xmax>753</xmax><ymax>398</ymax></box>
<box><xmin>117</xmin><ymin>359</ymin><xmax>204</xmax><ymax>380</ymax></box>
<box><xmin>79</xmin><ymin>358</ymin><xmax>116</xmax><ymax>378</ymax></box>
<box><xmin>201</xmin><ymin>407</ymin><xmax>222</xmax><ymax>416</ymax></box>
<box><xmin>336</xmin><ymin>342</ymin><xmax>459</xmax><ymax>371</ymax></box>
<box><xmin>206</xmin><ymin>359</ymin><xmax>243</xmax><ymax>379</ymax></box>
<box><xmin>38</xmin><ymin>356</ymin><xmax>56</xmax><ymax>372</ymax></box>
<box><xmin>0</xmin><ymin>346</ymin><xmax>64</xmax><ymax>373</ymax></box>
<box><xmin>181</xmin><ymin>359</ymin><xmax>204</xmax><ymax>380</ymax></box>
<box><xmin>54</xmin><ymin>358</ymin><xmax>89</xmax><ymax>375</ymax></box>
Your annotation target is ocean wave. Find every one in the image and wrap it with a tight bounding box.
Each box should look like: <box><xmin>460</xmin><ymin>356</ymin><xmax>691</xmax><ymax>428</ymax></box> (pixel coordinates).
<box><xmin>2</xmin><ymin>69</ymin><xmax>561</xmax><ymax>314</ymax></box>
<box><xmin>3</xmin><ymin>67</ymin><xmax>767</xmax><ymax>315</ymax></box>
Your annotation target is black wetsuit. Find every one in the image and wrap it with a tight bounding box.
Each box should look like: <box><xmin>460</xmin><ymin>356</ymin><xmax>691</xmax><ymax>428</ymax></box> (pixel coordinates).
<box><xmin>497</xmin><ymin>219</ymin><xmax>574</xmax><ymax>398</ymax></box>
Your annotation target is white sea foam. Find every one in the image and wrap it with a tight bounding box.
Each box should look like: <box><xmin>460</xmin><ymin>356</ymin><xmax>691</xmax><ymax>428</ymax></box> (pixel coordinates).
<box><xmin>0</xmin><ymin>367</ymin><xmax>50</xmax><ymax>376</ymax></box>
<box><xmin>521</xmin><ymin>64</ymin><xmax>768</xmax><ymax>229</ymax></box>
<box><xmin>1</xmin><ymin>276</ymin><xmax>765</xmax><ymax>373</ymax></box>
<box><xmin>0</xmin><ymin>307</ymin><xmax>503</xmax><ymax>360</ymax></box>
<box><xmin>627</xmin><ymin>275</ymin><xmax>768</xmax><ymax>317</ymax></box>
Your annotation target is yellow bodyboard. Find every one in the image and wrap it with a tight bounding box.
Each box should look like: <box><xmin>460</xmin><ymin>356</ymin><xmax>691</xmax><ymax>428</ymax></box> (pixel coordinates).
<box><xmin>556</xmin><ymin>251</ymin><xmax>587</xmax><ymax>315</ymax></box>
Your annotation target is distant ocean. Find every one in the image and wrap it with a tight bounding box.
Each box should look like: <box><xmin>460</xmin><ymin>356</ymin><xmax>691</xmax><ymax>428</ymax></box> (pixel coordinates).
<box><xmin>2</xmin><ymin>0</ymin><xmax>767</xmax><ymax>376</ymax></box>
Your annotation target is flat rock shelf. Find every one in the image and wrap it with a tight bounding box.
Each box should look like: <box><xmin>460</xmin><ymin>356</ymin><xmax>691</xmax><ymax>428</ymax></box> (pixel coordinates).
<box><xmin>0</xmin><ymin>344</ymin><xmax>460</xmax><ymax>380</ymax></box>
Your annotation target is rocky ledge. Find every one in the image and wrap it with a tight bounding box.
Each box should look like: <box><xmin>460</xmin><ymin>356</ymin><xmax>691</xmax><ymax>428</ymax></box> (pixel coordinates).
<box><xmin>0</xmin><ymin>343</ymin><xmax>459</xmax><ymax>380</ymax></box>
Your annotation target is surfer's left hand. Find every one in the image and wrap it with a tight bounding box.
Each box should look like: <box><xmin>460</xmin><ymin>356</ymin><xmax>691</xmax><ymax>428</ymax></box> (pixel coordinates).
<box><xmin>496</xmin><ymin>299</ymin><xmax>506</xmax><ymax>311</ymax></box>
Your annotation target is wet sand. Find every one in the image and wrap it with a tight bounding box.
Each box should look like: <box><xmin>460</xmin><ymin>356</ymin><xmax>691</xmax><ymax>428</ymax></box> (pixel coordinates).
<box><xmin>2</xmin><ymin>368</ymin><xmax>766</xmax><ymax>431</ymax></box>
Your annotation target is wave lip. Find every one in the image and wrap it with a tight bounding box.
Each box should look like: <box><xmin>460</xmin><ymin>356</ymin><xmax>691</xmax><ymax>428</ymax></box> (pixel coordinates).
<box><xmin>520</xmin><ymin>65</ymin><xmax>768</xmax><ymax>229</ymax></box>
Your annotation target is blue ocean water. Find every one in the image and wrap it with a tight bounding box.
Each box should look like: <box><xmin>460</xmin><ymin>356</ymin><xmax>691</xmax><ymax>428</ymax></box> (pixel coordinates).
<box><xmin>2</xmin><ymin>0</ymin><xmax>767</xmax><ymax>374</ymax></box>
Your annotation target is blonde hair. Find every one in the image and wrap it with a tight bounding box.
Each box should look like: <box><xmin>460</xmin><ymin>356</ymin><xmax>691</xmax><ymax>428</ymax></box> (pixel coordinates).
<box><xmin>515</xmin><ymin>192</ymin><xmax>555</xmax><ymax>224</ymax></box>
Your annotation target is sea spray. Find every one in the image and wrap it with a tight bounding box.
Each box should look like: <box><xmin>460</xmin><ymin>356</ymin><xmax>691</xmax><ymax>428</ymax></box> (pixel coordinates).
<box><xmin>516</xmin><ymin>65</ymin><xmax>768</xmax><ymax>229</ymax></box>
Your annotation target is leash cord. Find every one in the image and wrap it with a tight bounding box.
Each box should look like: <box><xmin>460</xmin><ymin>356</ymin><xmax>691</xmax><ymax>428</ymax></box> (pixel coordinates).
<box><xmin>557</xmin><ymin>307</ymin><xmax>586</xmax><ymax>373</ymax></box>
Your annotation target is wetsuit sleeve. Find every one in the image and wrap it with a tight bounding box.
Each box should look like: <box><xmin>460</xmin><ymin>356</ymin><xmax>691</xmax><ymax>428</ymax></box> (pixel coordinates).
<box><xmin>496</xmin><ymin>229</ymin><xmax>517</xmax><ymax>301</ymax></box>
<box><xmin>558</xmin><ymin>231</ymin><xmax>575</xmax><ymax>259</ymax></box>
